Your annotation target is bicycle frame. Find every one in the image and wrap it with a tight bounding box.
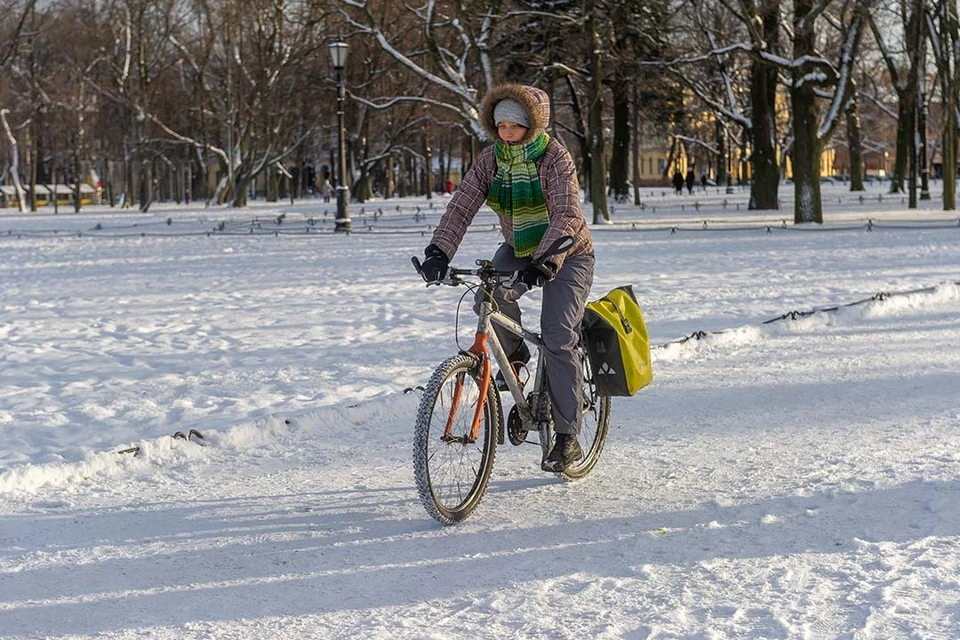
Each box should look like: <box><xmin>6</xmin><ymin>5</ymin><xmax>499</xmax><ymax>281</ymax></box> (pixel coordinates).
<box><xmin>465</xmin><ymin>290</ymin><xmax>548</xmax><ymax>438</ymax></box>
<box><xmin>427</xmin><ymin>274</ymin><xmax>553</xmax><ymax>470</ymax></box>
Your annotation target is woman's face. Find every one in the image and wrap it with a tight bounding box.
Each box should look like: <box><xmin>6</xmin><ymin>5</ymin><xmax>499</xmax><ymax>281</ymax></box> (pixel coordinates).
<box><xmin>497</xmin><ymin>121</ymin><xmax>528</xmax><ymax>144</ymax></box>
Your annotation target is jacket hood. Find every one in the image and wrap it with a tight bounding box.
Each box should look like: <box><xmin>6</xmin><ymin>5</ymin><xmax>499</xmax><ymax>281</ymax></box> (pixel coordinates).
<box><xmin>479</xmin><ymin>84</ymin><xmax>551</xmax><ymax>144</ymax></box>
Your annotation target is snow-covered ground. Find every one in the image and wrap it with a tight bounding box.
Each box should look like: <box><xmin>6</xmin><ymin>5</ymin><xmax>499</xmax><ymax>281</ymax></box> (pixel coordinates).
<box><xmin>1</xmin><ymin>182</ymin><xmax>959</xmax><ymax>639</ymax></box>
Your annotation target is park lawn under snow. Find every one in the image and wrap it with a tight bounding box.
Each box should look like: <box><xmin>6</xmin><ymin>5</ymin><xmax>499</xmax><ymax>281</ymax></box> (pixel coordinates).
<box><xmin>1</xmin><ymin>183</ymin><xmax>959</xmax><ymax>639</ymax></box>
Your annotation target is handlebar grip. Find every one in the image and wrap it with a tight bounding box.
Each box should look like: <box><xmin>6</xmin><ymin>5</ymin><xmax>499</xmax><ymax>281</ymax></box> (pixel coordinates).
<box><xmin>411</xmin><ymin>256</ymin><xmax>423</xmax><ymax>273</ymax></box>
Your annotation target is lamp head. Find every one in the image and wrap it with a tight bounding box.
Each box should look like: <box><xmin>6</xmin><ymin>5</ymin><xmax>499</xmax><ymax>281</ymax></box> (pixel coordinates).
<box><xmin>328</xmin><ymin>41</ymin><xmax>349</xmax><ymax>69</ymax></box>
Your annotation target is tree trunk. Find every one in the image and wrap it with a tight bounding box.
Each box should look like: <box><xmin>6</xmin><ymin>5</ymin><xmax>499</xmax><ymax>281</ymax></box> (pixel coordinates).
<box><xmin>890</xmin><ymin>2</ymin><xmax>924</xmax><ymax>198</ymax></box>
<box><xmin>384</xmin><ymin>154</ymin><xmax>395</xmax><ymax>200</ymax></box>
<box><xmin>846</xmin><ymin>96</ymin><xmax>865</xmax><ymax>191</ymax></box>
<box><xmin>74</xmin><ymin>106</ymin><xmax>85</xmax><ymax>212</ymax></box>
<box><xmin>74</xmin><ymin>146</ymin><xmax>82</xmax><ymax>213</ymax></box>
<box><xmin>232</xmin><ymin>168</ymin><xmax>251</xmax><ymax>207</ymax></box>
<box><xmin>891</xmin><ymin>93</ymin><xmax>919</xmax><ymax>205</ymax></box>
<box><xmin>748</xmin><ymin>0</ymin><xmax>780</xmax><ymax>210</ymax></box>
<box><xmin>422</xmin><ymin>135</ymin><xmax>432</xmax><ymax>199</ymax></box>
<box><xmin>563</xmin><ymin>74</ymin><xmax>590</xmax><ymax>201</ymax></box>
<box><xmin>791</xmin><ymin>106</ymin><xmax>822</xmax><ymax>223</ymax></box>
<box><xmin>30</xmin><ymin>126</ymin><xmax>39</xmax><ymax>212</ymax></box>
<box><xmin>438</xmin><ymin>144</ymin><xmax>450</xmax><ymax>192</ymax></box>
<box><xmin>355</xmin><ymin>163</ymin><xmax>371</xmax><ymax>203</ymax></box>
<box><xmin>791</xmin><ymin>0</ymin><xmax>823</xmax><ymax>224</ymax></box>
<box><xmin>931</xmin><ymin>1</ymin><xmax>957</xmax><ymax>210</ymax></box>
<box><xmin>943</xmin><ymin>76</ymin><xmax>957</xmax><ymax>210</ymax></box>
<box><xmin>890</xmin><ymin>100</ymin><xmax>910</xmax><ymax>196</ymax></box>
<box><xmin>463</xmin><ymin>135</ymin><xmax>476</xmax><ymax>174</ymax></box>
<box><xmin>354</xmin><ymin>154</ymin><xmax>368</xmax><ymax>204</ymax></box>
<box><xmin>908</xmin><ymin>106</ymin><xmax>918</xmax><ymax>210</ymax></box>
<box><xmin>267</xmin><ymin>165</ymin><xmax>279</xmax><ymax>202</ymax></box>
<box><xmin>1</xmin><ymin>109</ymin><xmax>29</xmax><ymax>213</ymax></box>
<box><xmin>609</xmin><ymin>80</ymin><xmax>630</xmax><ymax>202</ymax></box>
<box><xmin>943</xmin><ymin>119</ymin><xmax>956</xmax><ymax>210</ymax></box>
<box><xmin>717</xmin><ymin>123</ymin><xmax>729</xmax><ymax>187</ymax></box>
<box><xmin>294</xmin><ymin>147</ymin><xmax>305</xmax><ymax>200</ymax></box>
<box><xmin>586</xmin><ymin>1</ymin><xmax>609</xmax><ymax>222</ymax></box>
<box><xmin>139</xmin><ymin>160</ymin><xmax>153</xmax><ymax>212</ymax></box>
<box><xmin>632</xmin><ymin>84</ymin><xmax>641</xmax><ymax>205</ymax></box>
<box><xmin>398</xmin><ymin>155</ymin><xmax>410</xmax><ymax>198</ymax></box>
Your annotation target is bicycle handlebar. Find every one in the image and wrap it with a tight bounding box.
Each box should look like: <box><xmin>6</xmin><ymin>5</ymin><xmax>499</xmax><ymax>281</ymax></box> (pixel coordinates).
<box><xmin>411</xmin><ymin>235</ymin><xmax>575</xmax><ymax>287</ymax></box>
<box><xmin>411</xmin><ymin>256</ymin><xmax>515</xmax><ymax>287</ymax></box>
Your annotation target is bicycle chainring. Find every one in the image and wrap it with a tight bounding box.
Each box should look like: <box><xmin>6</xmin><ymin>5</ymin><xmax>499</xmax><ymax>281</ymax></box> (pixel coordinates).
<box><xmin>507</xmin><ymin>404</ymin><xmax>528</xmax><ymax>446</ymax></box>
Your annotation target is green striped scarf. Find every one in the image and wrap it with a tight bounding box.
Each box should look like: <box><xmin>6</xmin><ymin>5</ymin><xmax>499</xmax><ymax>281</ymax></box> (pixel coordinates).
<box><xmin>487</xmin><ymin>132</ymin><xmax>551</xmax><ymax>257</ymax></box>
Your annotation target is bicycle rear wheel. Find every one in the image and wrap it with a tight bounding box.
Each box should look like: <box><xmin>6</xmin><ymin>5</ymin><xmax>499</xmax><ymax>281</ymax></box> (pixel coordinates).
<box><xmin>413</xmin><ymin>353</ymin><xmax>502</xmax><ymax>524</ymax></box>
<box><xmin>562</xmin><ymin>344</ymin><xmax>611</xmax><ymax>480</ymax></box>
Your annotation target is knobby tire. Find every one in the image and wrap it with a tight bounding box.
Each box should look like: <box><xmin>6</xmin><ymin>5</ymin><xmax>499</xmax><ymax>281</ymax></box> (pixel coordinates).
<box><xmin>413</xmin><ymin>353</ymin><xmax>502</xmax><ymax>525</ymax></box>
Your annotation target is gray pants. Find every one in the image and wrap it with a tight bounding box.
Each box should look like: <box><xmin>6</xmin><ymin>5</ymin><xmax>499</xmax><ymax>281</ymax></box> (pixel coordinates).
<box><xmin>481</xmin><ymin>244</ymin><xmax>595</xmax><ymax>435</ymax></box>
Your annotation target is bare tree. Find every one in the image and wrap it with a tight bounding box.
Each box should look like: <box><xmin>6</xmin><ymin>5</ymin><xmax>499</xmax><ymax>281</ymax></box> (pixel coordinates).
<box><xmin>788</xmin><ymin>0</ymin><xmax>872</xmax><ymax>223</ymax></box>
<box><xmin>669</xmin><ymin>0</ymin><xmax>782</xmax><ymax>210</ymax></box>
<box><xmin>868</xmin><ymin>0</ymin><xmax>925</xmax><ymax>204</ymax></box>
<box><xmin>927</xmin><ymin>0</ymin><xmax>958</xmax><ymax>210</ymax></box>
<box><xmin>669</xmin><ymin>0</ymin><xmax>872</xmax><ymax>221</ymax></box>
<box><xmin>0</xmin><ymin>0</ymin><xmax>34</xmax><ymax>211</ymax></box>
<box><xmin>0</xmin><ymin>0</ymin><xmax>37</xmax><ymax>70</ymax></box>
<box><xmin>339</xmin><ymin>0</ymin><xmax>502</xmax><ymax>140</ymax></box>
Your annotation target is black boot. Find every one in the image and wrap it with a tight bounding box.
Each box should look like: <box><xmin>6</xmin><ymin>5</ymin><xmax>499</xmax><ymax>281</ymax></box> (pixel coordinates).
<box><xmin>542</xmin><ymin>433</ymin><xmax>583</xmax><ymax>472</ymax></box>
<box><xmin>495</xmin><ymin>342</ymin><xmax>530</xmax><ymax>391</ymax></box>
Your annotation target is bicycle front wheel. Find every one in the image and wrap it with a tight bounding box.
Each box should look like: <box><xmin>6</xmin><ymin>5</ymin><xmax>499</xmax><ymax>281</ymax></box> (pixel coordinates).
<box><xmin>562</xmin><ymin>345</ymin><xmax>611</xmax><ymax>480</ymax></box>
<box><xmin>413</xmin><ymin>353</ymin><xmax>502</xmax><ymax>524</ymax></box>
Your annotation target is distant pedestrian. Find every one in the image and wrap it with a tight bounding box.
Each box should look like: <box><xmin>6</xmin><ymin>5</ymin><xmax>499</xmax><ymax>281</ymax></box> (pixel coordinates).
<box><xmin>320</xmin><ymin>178</ymin><xmax>332</xmax><ymax>203</ymax></box>
<box><xmin>672</xmin><ymin>170</ymin><xmax>684</xmax><ymax>195</ymax></box>
<box><xmin>700</xmin><ymin>172</ymin><xmax>708</xmax><ymax>189</ymax></box>
<box><xmin>685</xmin><ymin>169</ymin><xmax>695</xmax><ymax>195</ymax></box>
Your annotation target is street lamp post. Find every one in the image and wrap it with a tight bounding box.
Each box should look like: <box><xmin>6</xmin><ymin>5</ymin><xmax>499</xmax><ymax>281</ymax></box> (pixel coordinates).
<box><xmin>919</xmin><ymin>69</ymin><xmax>931</xmax><ymax>201</ymax></box>
<box><xmin>328</xmin><ymin>40</ymin><xmax>350</xmax><ymax>232</ymax></box>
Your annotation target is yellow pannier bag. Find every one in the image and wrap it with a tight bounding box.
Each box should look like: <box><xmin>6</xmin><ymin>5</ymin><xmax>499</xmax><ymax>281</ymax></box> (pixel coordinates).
<box><xmin>581</xmin><ymin>285</ymin><xmax>653</xmax><ymax>396</ymax></box>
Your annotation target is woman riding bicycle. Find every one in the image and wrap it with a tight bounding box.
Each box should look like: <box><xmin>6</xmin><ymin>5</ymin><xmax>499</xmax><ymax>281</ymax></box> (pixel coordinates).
<box><xmin>419</xmin><ymin>83</ymin><xmax>595</xmax><ymax>473</ymax></box>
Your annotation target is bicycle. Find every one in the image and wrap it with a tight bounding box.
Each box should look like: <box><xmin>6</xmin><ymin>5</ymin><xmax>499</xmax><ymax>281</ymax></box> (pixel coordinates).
<box><xmin>411</xmin><ymin>238</ymin><xmax>611</xmax><ymax>525</ymax></box>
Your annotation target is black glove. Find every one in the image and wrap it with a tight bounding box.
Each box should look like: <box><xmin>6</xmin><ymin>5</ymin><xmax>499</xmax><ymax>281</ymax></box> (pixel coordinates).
<box><xmin>420</xmin><ymin>244</ymin><xmax>450</xmax><ymax>284</ymax></box>
<box><xmin>512</xmin><ymin>261</ymin><xmax>557</xmax><ymax>288</ymax></box>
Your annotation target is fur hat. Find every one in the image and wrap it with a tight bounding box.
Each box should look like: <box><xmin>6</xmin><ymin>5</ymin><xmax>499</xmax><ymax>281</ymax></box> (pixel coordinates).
<box><xmin>480</xmin><ymin>84</ymin><xmax>551</xmax><ymax>143</ymax></box>
<box><xmin>493</xmin><ymin>98</ymin><xmax>530</xmax><ymax>128</ymax></box>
